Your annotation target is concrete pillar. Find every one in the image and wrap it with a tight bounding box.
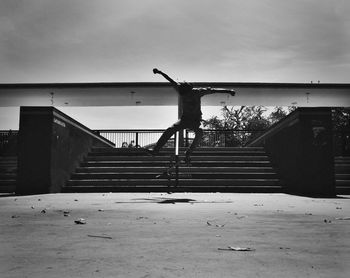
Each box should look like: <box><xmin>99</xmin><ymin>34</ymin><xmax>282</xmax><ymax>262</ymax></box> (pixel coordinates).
<box><xmin>17</xmin><ymin>107</ymin><xmax>113</xmax><ymax>195</ymax></box>
<box><xmin>256</xmin><ymin>108</ymin><xmax>335</xmax><ymax>196</ymax></box>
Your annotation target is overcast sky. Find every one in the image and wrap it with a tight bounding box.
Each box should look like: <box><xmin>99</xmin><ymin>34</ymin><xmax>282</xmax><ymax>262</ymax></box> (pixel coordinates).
<box><xmin>1</xmin><ymin>0</ymin><xmax>349</xmax><ymax>83</ymax></box>
<box><xmin>0</xmin><ymin>0</ymin><xmax>349</xmax><ymax>130</ymax></box>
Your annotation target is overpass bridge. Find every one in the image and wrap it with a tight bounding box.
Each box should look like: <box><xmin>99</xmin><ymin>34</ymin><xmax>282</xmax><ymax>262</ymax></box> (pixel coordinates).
<box><xmin>0</xmin><ymin>82</ymin><xmax>349</xmax><ymax>107</ymax></box>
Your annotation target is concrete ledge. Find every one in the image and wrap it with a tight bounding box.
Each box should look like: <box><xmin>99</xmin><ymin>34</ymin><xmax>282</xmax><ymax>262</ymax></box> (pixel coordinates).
<box><xmin>17</xmin><ymin>107</ymin><xmax>114</xmax><ymax>195</ymax></box>
<box><xmin>249</xmin><ymin>108</ymin><xmax>335</xmax><ymax>197</ymax></box>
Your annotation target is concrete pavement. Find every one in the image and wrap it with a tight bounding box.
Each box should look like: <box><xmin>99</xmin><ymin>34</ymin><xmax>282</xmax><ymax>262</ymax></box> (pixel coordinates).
<box><xmin>1</xmin><ymin>193</ymin><xmax>349</xmax><ymax>278</ymax></box>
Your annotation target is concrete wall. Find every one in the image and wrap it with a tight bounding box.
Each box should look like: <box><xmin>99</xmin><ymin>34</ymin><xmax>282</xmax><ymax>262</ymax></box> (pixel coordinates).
<box><xmin>17</xmin><ymin>107</ymin><xmax>114</xmax><ymax>195</ymax></box>
<box><xmin>249</xmin><ymin>108</ymin><xmax>335</xmax><ymax>196</ymax></box>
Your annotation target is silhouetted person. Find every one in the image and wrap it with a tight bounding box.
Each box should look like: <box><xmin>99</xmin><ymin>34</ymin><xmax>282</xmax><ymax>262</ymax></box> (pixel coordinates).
<box><xmin>148</xmin><ymin>68</ymin><xmax>236</xmax><ymax>162</ymax></box>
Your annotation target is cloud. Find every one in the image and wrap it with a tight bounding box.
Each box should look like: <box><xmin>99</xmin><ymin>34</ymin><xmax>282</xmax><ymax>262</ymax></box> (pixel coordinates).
<box><xmin>0</xmin><ymin>0</ymin><xmax>349</xmax><ymax>83</ymax></box>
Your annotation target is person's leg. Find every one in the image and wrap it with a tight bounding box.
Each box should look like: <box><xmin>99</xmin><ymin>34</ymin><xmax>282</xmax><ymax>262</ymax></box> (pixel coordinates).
<box><xmin>185</xmin><ymin>126</ymin><xmax>203</xmax><ymax>162</ymax></box>
<box><xmin>151</xmin><ymin>121</ymin><xmax>183</xmax><ymax>154</ymax></box>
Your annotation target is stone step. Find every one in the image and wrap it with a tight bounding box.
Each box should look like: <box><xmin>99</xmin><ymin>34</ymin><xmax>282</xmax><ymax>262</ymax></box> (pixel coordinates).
<box><xmin>64</xmin><ymin>185</ymin><xmax>283</xmax><ymax>193</ymax></box>
<box><xmin>66</xmin><ymin>178</ymin><xmax>281</xmax><ymax>187</ymax></box>
<box><xmin>0</xmin><ymin>173</ymin><xmax>17</xmax><ymax>179</ymax></box>
<box><xmin>335</xmin><ymin>165</ymin><xmax>350</xmax><ymax>173</ymax></box>
<box><xmin>85</xmin><ymin>155</ymin><xmax>271</xmax><ymax>162</ymax></box>
<box><xmin>336</xmin><ymin>180</ymin><xmax>350</xmax><ymax>186</ymax></box>
<box><xmin>81</xmin><ymin>161</ymin><xmax>273</xmax><ymax>167</ymax></box>
<box><xmin>91</xmin><ymin>147</ymin><xmax>265</xmax><ymax>153</ymax></box>
<box><xmin>336</xmin><ymin>174</ymin><xmax>350</xmax><ymax>180</ymax></box>
<box><xmin>335</xmin><ymin>156</ymin><xmax>350</xmax><ymax>161</ymax></box>
<box><xmin>0</xmin><ymin>156</ymin><xmax>17</xmax><ymax>161</ymax></box>
<box><xmin>336</xmin><ymin>186</ymin><xmax>350</xmax><ymax>195</ymax></box>
<box><xmin>76</xmin><ymin>166</ymin><xmax>276</xmax><ymax>173</ymax></box>
<box><xmin>90</xmin><ymin>149</ymin><xmax>267</xmax><ymax>156</ymax></box>
<box><xmin>71</xmin><ymin>172</ymin><xmax>278</xmax><ymax>180</ymax></box>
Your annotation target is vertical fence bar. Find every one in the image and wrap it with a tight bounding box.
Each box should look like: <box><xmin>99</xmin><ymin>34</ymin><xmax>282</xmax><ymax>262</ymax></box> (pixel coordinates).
<box><xmin>175</xmin><ymin>131</ymin><xmax>179</xmax><ymax>187</ymax></box>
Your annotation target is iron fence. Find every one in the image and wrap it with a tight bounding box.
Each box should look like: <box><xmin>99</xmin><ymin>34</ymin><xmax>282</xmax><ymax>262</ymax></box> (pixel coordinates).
<box><xmin>94</xmin><ymin>129</ymin><xmax>265</xmax><ymax>148</ymax></box>
<box><xmin>94</xmin><ymin>129</ymin><xmax>166</xmax><ymax>148</ymax></box>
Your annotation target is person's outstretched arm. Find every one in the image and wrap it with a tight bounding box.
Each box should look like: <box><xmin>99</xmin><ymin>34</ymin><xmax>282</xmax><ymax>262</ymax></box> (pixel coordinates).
<box><xmin>153</xmin><ymin>68</ymin><xmax>179</xmax><ymax>88</ymax></box>
<box><xmin>195</xmin><ymin>87</ymin><xmax>236</xmax><ymax>97</ymax></box>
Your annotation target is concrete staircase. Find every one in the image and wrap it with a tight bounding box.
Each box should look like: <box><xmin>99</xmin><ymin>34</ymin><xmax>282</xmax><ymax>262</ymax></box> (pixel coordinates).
<box><xmin>1</xmin><ymin>152</ymin><xmax>347</xmax><ymax>194</ymax></box>
<box><xmin>64</xmin><ymin>147</ymin><xmax>284</xmax><ymax>193</ymax></box>
<box><xmin>0</xmin><ymin>156</ymin><xmax>17</xmax><ymax>193</ymax></box>
<box><xmin>335</xmin><ymin>156</ymin><xmax>350</xmax><ymax>194</ymax></box>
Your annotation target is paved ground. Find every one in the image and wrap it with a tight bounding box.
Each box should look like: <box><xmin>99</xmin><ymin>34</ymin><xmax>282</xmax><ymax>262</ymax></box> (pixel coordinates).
<box><xmin>0</xmin><ymin>193</ymin><xmax>349</xmax><ymax>278</ymax></box>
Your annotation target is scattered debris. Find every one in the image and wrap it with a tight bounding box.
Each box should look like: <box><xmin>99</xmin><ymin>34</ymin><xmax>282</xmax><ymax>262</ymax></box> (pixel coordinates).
<box><xmin>218</xmin><ymin>246</ymin><xmax>255</xmax><ymax>251</ymax></box>
<box><xmin>87</xmin><ymin>234</ymin><xmax>112</xmax><ymax>239</ymax></box>
<box><xmin>74</xmin><ymin>218</ymin><xmax>86</xmax><ymax>224</ymax></box>
<box><xmin>158</xmin><ymin>198</ymin><xmax>195</xmax><ymax>204</ymax></box>
<box><xmin>336</xmin><ymin>217</ymin><xmax>350</xmax><ymax>220</ymax></box>
<box><xmin>207</xmin><ymin>221</ymin><xmax>225</xmax><ymax>227</ymax></box>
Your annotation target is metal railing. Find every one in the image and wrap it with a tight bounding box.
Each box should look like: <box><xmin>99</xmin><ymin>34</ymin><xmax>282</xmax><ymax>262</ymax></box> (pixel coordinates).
<box><xmin>1</xmin><ymin>128</ymin><xmax>349</xmax><ymax>155</ymax></box>
<box><xmin>186</xmin><ymin>129</ymin><xmax>265</xmax><ymax>147</ymax></box>
<box><xmin>94</xmin><ymin>129</ymin><xmax>166</xmax><ymax>148</ymax></box>
<box><xmin>94</xmin><ymin>129</ymin><xmax>265</xmax><ymax>148</ymax></box>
